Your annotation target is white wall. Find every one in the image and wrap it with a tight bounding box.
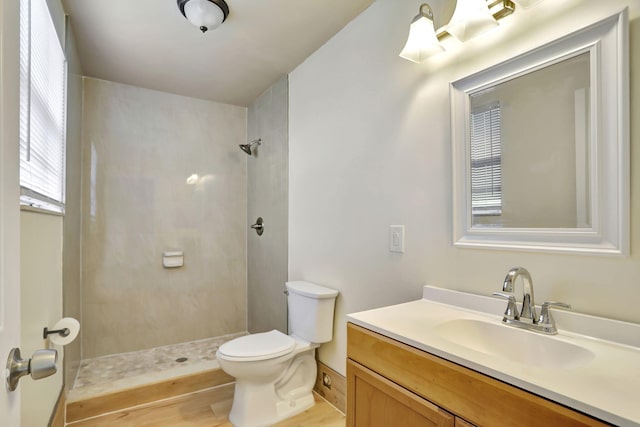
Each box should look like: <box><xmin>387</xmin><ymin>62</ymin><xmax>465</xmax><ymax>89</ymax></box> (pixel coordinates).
<box><xmin>289</xmin><ymin>0</ymin><xmax>640</xmax><ymax>375</ymax></box>
<box><xmin>20</xmin><ymin>212</ymin><xmax>63</xmax><ymax>427</ymax></box>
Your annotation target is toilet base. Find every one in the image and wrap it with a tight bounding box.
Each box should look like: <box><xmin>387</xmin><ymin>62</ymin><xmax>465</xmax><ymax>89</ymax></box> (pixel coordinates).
<box><xmin>226</xmin><ymin>351</ymin><xmax>318</xmax><ymax>427</ymax></box>
<box><xmin>228</xmin><ymin>383</ymin><xmax>315</xmax><ymax>427</ymax></box>
<box><xmin>275</xmin><ymin>390</ymin><xmax>315</xmax><ymax>421</ymax></box>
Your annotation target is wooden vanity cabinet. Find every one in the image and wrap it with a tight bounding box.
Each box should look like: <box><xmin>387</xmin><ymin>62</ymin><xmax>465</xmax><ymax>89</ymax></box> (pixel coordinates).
<box><xmin>348</xmin><ymin>359</ymin><xmax>456</xmax><ymax>427</ymax></box>
<box><xmin>347</xmin><ymin>323</ymin><xmax>609</xmax><ymax>427</ymax></box>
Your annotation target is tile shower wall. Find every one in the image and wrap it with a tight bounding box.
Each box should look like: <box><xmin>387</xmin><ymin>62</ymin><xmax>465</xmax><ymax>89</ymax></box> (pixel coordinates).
<box><xmin>81</xmin><ymin>78</ymin><xmax>247</xmax><ymax>358</ymax></box>
<box><xmin>63</xmin><ymin>17</ymin><xmax>83</xmax><ymax>389</ymax></box>
<box><xmin>247</xmin><ymin>76</ymin><xmax>289</xmax><ymax>333</ymax></box>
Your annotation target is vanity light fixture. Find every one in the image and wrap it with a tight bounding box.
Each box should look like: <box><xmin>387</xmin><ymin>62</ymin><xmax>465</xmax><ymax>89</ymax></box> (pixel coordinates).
<box><xmin>177</xmin><ymin>0</ymin><xmax>229</xmax><ymax>33</ymax></box>
<box><xmin>511</xmin><ymin>0</ymin><xmax>544</xmax><ymax>9</ymax></box>
<box><xmin>399</xmin><ymin>4</ymin><xmax>444</xmax><ymax>63</ymax></box>
<box><xmin>447</xmin><ymin>0</ymin><xmax>498</xmax><ymax>42</ymax></box>
<box><xmin>399</xmin><ymin>0</ymin><xmax>517</xmax><ymax>63</ymax></box>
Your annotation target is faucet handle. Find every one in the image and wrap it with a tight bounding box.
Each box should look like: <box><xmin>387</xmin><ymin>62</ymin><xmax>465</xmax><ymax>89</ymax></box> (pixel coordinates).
<box><xmin>492</xmin><ymin>292</ymin><xmax>519</xmax><ymax>321</ymax></box>
<box><xmin>538</xmin><ymin>301</ymin><xmax>571</xmax><ymax>327</ymax></box>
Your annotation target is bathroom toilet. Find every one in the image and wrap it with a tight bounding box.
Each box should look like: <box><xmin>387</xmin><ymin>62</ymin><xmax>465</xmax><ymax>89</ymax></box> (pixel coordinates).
<box><xmin>217</xmin><ymin>281</ymin><xmax>338</xmax><ymax>427</ymax></box>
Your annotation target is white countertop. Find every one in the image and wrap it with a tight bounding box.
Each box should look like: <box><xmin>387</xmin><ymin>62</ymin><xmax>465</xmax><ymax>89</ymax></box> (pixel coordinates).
<box><xmin>346</xmin><ymin>286</ymin><xmax>640</xmax><ymax>427</ymax></box>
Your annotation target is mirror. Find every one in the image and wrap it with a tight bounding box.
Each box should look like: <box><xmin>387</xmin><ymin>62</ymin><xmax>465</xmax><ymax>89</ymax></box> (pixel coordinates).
<box><xmin>469</xmin><ymin>52</ymin><xmax>591</xmax><ymax>229</ymax></box>
<box><xmin>450</xmin><ymin>10</ymin><xmax>629</xmax><ymax>255</ymax></box>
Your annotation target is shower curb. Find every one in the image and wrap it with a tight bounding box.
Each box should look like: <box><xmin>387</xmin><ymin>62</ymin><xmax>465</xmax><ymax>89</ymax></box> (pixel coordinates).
<box><xmin>65</xmin><ymin>367</ymin><xmax>234</xmax><ymax>423</ymax></box>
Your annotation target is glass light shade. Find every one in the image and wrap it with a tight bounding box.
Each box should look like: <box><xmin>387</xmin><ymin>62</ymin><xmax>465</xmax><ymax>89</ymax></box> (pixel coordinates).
<box><xmin>184</xmin><ymin>0</ymin><xmax>225</xmax><ymax>32</ymax></box>
<box><xmin>447</xmin><ymin>0</ymin><xmax>498</xmax><ymax>42</ymax></box>
<box><xmin>399</xmin><ymin>12</ymin><xmax>444</xmax><ymax>63</ymax></box>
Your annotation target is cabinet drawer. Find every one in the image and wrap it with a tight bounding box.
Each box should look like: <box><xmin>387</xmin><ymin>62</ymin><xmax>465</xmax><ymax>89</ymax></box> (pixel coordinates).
<box><xmin>347</xmin><ymin>359</ymin><xmax>454</xmax><ymax>427</ymax></box>
<box><xmin>347</xmin><ymin>323</ymin><xmax>608</xmax><ymax>427</ymax></box>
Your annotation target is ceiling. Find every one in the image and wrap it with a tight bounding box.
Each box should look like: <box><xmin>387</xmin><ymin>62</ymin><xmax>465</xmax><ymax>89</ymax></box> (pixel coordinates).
<box><xmin>62</xmin><ymin>0</ymin><xmax>374</xmax><ymax>106</ymax></box>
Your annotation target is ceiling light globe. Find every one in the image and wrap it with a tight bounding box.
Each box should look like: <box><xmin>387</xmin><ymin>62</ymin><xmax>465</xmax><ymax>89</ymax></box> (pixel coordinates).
<box><xmin>182</xmin><ymin>0</ymin><xmax>227</xmax><ymax>33</ymax></box>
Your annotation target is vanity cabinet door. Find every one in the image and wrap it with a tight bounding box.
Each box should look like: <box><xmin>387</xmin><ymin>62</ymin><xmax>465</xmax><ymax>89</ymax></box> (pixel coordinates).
<box><xmin>347</xmin><ymin>359</ymin><xmax>454</xmax><ymax>427</ymax></box>
<box><xmin>454</xmin><ymin>417</ymin><xmax>476</xmax><ymax>427</ymax></box>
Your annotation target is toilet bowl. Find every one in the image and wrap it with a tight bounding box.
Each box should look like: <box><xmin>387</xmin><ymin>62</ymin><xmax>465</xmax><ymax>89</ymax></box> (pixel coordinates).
<box><xmin>217</xmin><ymin>330</ymin><xmax>318</xmax><ymax>426</ymax></box>
<box><xmin>216</xmin><ymin>281</ymin><xmax>338</xmax><ymax>427</ymax></box>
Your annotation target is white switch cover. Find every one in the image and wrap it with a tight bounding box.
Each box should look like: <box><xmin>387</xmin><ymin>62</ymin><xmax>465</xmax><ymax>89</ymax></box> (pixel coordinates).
<box><xmin>389</xmin><ymin>225</ymin><xmax>405</xmax><ymax>253</ymax></box>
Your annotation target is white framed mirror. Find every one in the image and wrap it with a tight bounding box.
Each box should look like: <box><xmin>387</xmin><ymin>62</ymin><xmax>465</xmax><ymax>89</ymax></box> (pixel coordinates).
<box><xmin>450</xmin><ymin>9</ymin><xmax>629</xmax><ymax>255</ymax></box>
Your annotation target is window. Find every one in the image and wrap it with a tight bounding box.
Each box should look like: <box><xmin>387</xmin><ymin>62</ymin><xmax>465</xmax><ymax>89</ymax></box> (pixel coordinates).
<box><xmin>19</xmin><ymin>0</ymin><xmax>67</xmax><ymax>213</ymax></box>
<box><xmin>470</xmin><ymin>103</ymin><xmax>501</xmax><ymax>216</ymax></box>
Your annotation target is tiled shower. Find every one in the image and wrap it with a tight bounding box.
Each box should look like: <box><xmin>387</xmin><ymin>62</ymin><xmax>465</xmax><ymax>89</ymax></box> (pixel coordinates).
<box><xmin>67</xmin><ymin>75</ymin><xmax>289</xmax><ymax>396</ymax></box>
<box><xmin>80</xmin><ymin>77</ymin><xmax>247</xmax><ymax>359</ymax></box>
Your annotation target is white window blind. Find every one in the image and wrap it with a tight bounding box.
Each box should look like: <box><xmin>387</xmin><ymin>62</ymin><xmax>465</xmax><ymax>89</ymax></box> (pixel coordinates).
<box><xmin>470</xmin><ymin>103</ymin><xmax>502</xmax><ymax>216</ymax></box>
<box><xmin>20</xmin><ymin>0</ymin><xmax>67</xmax><ymax>213</ymax></box>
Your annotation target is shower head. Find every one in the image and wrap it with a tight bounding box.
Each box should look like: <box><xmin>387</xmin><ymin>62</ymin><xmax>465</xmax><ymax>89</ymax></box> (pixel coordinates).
<box><xmin>239</xmin><ymin>139</ymin><xmax>261</xmax><ymax>156</ymax></box>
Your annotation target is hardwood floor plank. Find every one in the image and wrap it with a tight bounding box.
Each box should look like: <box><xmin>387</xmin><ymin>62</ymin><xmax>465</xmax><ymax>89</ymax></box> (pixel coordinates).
<box><xmin>274</xmin><ymin>397</ymin><xmax>345</xmax><ymax>427</ymax></box>
<box><xmin>50</xmin><ymin>389</ymin><xmax>65</xmax><ymax>427</ymax></box>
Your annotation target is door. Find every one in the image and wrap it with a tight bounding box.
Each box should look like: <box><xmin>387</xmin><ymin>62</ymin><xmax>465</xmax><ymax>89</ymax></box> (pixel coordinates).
<box><xmin>0</xmin><ymin>0</ymin><xmax>22</xmax><ymax>424</ymax></box>
<box><xmin>347</xmin><ymin>360</ymin><xmax>454</xmax><ymax>427</ymax></box>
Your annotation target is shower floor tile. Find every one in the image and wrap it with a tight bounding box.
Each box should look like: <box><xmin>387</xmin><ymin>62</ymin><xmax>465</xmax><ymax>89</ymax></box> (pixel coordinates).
<box><xmin>69</xmin><ymin>332</ymin><xmax>245</xmax><ymax>402</ymax></box>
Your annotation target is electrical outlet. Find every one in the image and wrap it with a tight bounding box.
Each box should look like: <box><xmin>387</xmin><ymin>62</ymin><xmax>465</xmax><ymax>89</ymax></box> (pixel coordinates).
<box><xmin>322</xmin><ymin>372</ymin><xmax>332</xmax><ymax>389</ymax></box>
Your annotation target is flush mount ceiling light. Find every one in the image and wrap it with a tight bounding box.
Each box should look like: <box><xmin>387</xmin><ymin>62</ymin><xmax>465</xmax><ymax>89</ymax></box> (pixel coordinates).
<box><xmin>399</xmin><ymin>1</ymin><xmax>519</xmax><ymax>63</ymax></box>
<box><xmin>399</xmin><ymin>4</ymin><xmax>444</xmax><ymax>63</ymax></box>
<box><xmin>177</xmin><ymin>0</ymin><xmax>229</xmax><ymax>33</ymax></box>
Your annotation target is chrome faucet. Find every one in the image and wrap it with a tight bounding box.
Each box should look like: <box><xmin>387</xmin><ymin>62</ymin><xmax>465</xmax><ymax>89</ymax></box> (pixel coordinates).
<box><xmin>493</xmin><ymin>266</ymin><xmax>571</xmax><ymax>335</ymax></box>
<box><xmin>502</xmin><ymin>266</ymin><xmax>536</xmax><ymax>322</ymax></box>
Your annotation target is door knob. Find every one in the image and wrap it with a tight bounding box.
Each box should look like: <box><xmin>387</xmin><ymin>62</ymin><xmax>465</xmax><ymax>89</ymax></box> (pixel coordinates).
<box><xmin>5</xmin><ymin>348</ymin><xmax>57</xmax><ymax>391</ymax></box>
<box><xmin>251</xmin><ymin>217</ymin><xmax>264</xmax><ymax>236</ymax></box>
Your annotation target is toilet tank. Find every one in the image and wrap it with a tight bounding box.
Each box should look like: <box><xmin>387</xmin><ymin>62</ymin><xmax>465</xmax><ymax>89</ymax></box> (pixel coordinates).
<box><xmin>286</xmin><ymin>281</ymin><xmax>338</xmax><ymax>344</ymax></box>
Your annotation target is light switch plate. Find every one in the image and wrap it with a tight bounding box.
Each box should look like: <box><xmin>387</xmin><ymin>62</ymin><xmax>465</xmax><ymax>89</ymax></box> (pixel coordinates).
<box><xmin>389</xmin><ymin>225</ymin><xmax>405</xmax><ymax>253</ymax></box>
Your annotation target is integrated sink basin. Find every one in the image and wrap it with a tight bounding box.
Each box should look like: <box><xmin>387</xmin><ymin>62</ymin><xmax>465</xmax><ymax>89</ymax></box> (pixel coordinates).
<box><xmin>434</xmin><ymin>318</ymin><xmax>595</xmax><ymax>369</ymax></box>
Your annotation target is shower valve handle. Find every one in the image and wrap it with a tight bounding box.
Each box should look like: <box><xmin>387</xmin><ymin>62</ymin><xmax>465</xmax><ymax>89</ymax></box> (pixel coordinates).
<box><xmin>251</xmin><ymin>217</ymin><xmax>264</xmax><ymax>236</ymax></box>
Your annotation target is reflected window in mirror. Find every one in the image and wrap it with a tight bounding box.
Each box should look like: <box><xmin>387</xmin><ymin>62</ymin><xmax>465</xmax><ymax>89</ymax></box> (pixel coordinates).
<box><xmin>470</xmin><ymin>103</ymin><xmax>502</xmax><ymax>221</ymax></box>
<box><xmin>469</xmin><ymin>52</ymin><xmax>590</xmax><ymax>229</ymax></box>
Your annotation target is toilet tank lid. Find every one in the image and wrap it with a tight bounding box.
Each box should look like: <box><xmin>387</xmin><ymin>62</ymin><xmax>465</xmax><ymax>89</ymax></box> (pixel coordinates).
<box><xmin>286</xmin><ymin>281</ymin><xmax>338</xmax><ymax>299</ymax></box>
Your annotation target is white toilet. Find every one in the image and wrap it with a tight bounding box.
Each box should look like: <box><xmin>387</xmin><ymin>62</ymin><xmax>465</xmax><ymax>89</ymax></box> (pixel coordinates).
<box><xmin>216</xmin><ymin>281</ymin><xmax>338</xmax><ymax>427</ymax></box>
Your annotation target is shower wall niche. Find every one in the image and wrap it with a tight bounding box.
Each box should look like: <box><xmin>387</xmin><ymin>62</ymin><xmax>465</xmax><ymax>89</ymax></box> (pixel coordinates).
<box><xmin>81</xmin><ymin>78</ymin><xmax>248</xmax><ymax>358</ymax></box>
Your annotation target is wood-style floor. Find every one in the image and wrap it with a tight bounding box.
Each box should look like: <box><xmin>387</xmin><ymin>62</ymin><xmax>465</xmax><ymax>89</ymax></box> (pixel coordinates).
<box><xmin>66</xmin><ymin>385</ymin><xmax>345</xmax><ymax>427</ymax></box>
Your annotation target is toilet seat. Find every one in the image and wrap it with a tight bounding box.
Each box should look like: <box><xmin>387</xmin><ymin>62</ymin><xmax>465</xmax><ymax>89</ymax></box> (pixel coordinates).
<box><xmin>218</xmin><ymin>330</ymin><xmax>296</xmax><ymax>361</ymax></box>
